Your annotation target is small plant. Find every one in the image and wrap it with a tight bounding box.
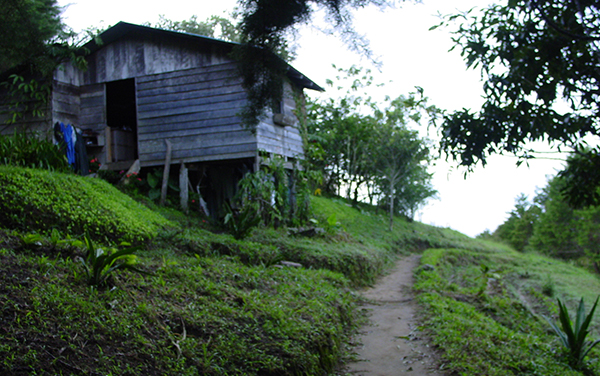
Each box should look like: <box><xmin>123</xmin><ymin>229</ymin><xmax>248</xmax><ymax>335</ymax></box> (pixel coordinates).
<box><xmin>544</xmin><ymin>296</ymin><xmax>600</xmax><ymax>369</ymax></box>
<box><xmin>17</xmin><ymin>232</ymin><xmax>44</xmax><ymax>247</ymax></box>
<box><xmin>542</xmin><ymin>275</ymin><xmax>556</xmax><ymax>297</ymax></box>
<box><xmin>223</xmin><ymin>202</ymin><xmax>261</xmax><ymax>240</ymax></box>
<box><xmin>79</xmin><ymin>234</ymin><xmax>150</xmax><ymax>287</ymax></box>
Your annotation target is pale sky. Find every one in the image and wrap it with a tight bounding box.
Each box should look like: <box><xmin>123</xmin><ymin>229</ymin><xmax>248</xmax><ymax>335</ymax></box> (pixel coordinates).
<box><xmin>57</xmin><ymin>0</ymin><xmax>566</xmax><ymax>237</ymax></box>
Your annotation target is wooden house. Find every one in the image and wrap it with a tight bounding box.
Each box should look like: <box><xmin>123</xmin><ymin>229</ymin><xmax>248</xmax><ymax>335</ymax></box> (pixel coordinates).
<box><xmin>0</xmin><ymin>22</ymin><xmax>323</xmax><ymax>214</ymax></box>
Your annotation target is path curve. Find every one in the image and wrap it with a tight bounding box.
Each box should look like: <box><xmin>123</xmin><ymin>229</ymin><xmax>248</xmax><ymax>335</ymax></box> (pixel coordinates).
<box><xmin>344</xmin><ymin>254</ymin><xmax>443</xmax><ymax>376</ymax></box>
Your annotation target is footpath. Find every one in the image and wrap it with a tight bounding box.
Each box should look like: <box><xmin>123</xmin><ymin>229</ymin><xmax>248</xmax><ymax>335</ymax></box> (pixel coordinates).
<box><xmin>344</xmin><ymin>254</ymin><xmax>444</xmax><ymax>376</ymax></box>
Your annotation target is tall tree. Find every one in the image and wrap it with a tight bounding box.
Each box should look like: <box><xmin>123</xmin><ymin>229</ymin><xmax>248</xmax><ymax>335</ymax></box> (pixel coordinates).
<box><xmin>374</xmin><ymin>124</ymin><xmax>434</xmax><ymax>229</ymax></box>
<box><xmin>528</xmin><ymin>175</ymin><xmax>595</xmax><ymax>265</ymax></box>
<box><xmin>374</xmin><ymin>92</ymin><xmax>438</xmax><ymax>228</ymax></box>
<box><xmin>1</xmin><ymin>0</ymin><xmax>83</xmax><ymax>125</ymax></box>
<box><xmin>0</xmin><ymin>0</ymin><xmax>66</xmax><ymax>73</ymax></box>
<box><xmin>493</xmin><ymin>194</ymin><xmax>541</xmax><ymax>252</ymax></box>
<box><xmin>306</xmin><ymin>66</ymin><xmax>438</xmax><ymax>225</ymax></box>
<box><xmin>235</xmin><ymin>0</ymin><xmax>393</xmax><ymax>128</ymax></box>
<box><xmin>437</xmin><ymin>1</ymin><xmax>600</xmax><ymax>206</ymax></box>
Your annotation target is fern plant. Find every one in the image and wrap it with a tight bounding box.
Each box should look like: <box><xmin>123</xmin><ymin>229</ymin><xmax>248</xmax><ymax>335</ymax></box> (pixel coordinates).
<box><xmin>545</xmin><ymin>296</ymin><xmax>600</xmax><ymax>369</ymax></box>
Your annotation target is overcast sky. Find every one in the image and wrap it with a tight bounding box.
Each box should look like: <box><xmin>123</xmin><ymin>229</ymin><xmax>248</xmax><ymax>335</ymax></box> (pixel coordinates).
<box><xmin>57</xmin><ymin>0</ymin><xmax>566</xmax><ymax>237</ymax></box>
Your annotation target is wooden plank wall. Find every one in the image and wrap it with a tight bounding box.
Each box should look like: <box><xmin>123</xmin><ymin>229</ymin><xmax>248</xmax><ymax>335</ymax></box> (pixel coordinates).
<box><xmin>136</xmin><ymin>61</ymin><xmax>256</xmax><ymax>166</ymax></box>
<box><xmin>48</xmin><ymin>33</ymin><xmax>307</xmax><ymax>167</ymax></box>
<box><xmin>52</xmin><ymin>81</ymin><xmax>80</xmax><ymax>126</ymax></box>
<box><xmin>256</xmin><ymin>81</ymin><xmax>304</xmax><ymax>160</ymax></box>
<box><xmin>82</xmin><ymin>35</ymin><xmax>230</xmax><ymax>84</ymax></box>
<box><xmin>79</xmin><ymin>84</ymin><xmax>105</xmax><ymax>132</ymax></box>
<box><xmin>0</xmin><ymin>85</ymin><xmax>52</xmax><ymax>137</ymax></box>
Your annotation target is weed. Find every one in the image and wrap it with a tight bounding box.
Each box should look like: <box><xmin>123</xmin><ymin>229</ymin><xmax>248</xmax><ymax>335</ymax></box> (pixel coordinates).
<box><xmin>542</xmin><ymin>275</ymin><xmax>556</xmax><ymax>297</ymax></box>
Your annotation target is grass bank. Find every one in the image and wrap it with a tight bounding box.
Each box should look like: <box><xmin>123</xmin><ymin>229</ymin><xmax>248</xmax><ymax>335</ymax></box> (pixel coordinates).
<box><xmin>2</xmin><ymin>167</ymin><xmax>599</xmax><ymax>375</ymax></box>
<box><xmin>415</xmin><ymin>245</ymin><xmax>600</xmax><ymax>375</ymax></box>
<box><xmin>0</xmin><ymin>167</ymin><xmax>465</xmax><ymax>375</ymax></box>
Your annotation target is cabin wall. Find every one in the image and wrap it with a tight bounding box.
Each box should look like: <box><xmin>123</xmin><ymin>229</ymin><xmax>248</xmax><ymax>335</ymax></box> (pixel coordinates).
<box><xmin>256</xmin><ymin>81</ymin><xmax>304</xmax><ymax>160</ymax></box>
<box><xmin>0</xmin><ymin>80</ymin><xmax>52</xmax><ymax>138</ymax></box>
<box><xmin>17</xmin><ymin>31</ymin><xmax>308</xmax><ymax>168</ymax></box>
<box><xmin>80</xmin><ymin>35</ymin><xmax>231</xmax><ymax>84</ymax></box>
<box><xmin>52</xmin><ymin>81</ymin><xmax>80</xmax><ymax>126</ymax></box>
<box><xmin>136</xmin><ymin>61</ymin><xmax>255</xmax><ymax>166</ymax></box>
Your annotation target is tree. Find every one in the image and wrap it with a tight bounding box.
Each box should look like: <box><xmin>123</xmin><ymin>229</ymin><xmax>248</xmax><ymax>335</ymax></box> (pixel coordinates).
<box><xmin>0</xmin><ymin>0</ymin><xmax>66</xmax><ymax>73</ymax></box>
<box><xmin>557</xmin><ymin>147</ymin><xmax>600</xmax><ymax>209</ymax></box>
<box><xmin>149</xmin><ymin>15</ymin><xmax>240</xmax><ymax>42</ymax></box>
<box><xmin>493</xmin><ymin>194</ymin><xmax>541</xmax><ymax>252</ymax></box>
<box><xmin>374</xmin><ymin>124</ymin><xmax>434</xmax><ymax>229</ymax></box>
<box><xmin>235</xmin><ymin>0</ymin><xmax>392</xmax><ymax>128</ymax></box>
<box><xmin>306</xmin><ymin>66</ymin><xmax>438</xmax><ymax>226</ymax></box>
<box><xmin>374</xmin><ymin>93</ymin><xmax>438</xmax><ymax>228</ymax></box>
<box><xmin>1</xmin><ymin>0</ymin><xmax>83</xmax><ymax>124</ymax></box>
<box><xmin>437</xmin><ymin>1</ymin><xmax>600</xmax><ymax>205</ymax></box>
<box><xmin>529</xmin><ymin>176</ymin><xmax>589</xmax><ymax>261</ymax></box>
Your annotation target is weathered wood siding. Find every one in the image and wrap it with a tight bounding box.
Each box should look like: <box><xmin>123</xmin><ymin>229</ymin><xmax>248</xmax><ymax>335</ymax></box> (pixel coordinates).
<box><xmin>51</xmin><ymin>81</ymin><xmax>79</xmax><ymax>126</ymax></box>
<box><xmin>136</xmin><ymin>62</ymin><xmax>255</xmax><ymax>166</ymax></box>
<box><xmin>79</xmin><ymin>84</ymin><xmax>105</xmax><ymax>132</ymax></box>
<box><xmin>0</xmin><ymin>84</ymin><xmax>52</xmax><ymax>138</ymax></box>
<box><xmin>81</xmin><ymin>35</ymin><xmax>231</xmax><ymax>84</ymax></box>
<box><xmin>10</xmin><ymin>25</ymin><xmax>310</xmax><ymax>166</ymax></box>
<box><xmin>256</xmin><ymin>81</ymin><xmax>304</xmax><ymax>159</ymax></box>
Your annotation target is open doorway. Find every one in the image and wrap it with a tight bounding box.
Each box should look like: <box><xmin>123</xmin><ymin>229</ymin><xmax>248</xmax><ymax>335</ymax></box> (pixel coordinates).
<box><xmin>106</xmin><ymin>78</ymin><xmax>138</xmax><ymax>162</ymax></box>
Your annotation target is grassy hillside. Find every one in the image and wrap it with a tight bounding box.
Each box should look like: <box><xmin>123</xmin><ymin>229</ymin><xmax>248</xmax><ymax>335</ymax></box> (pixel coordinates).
<box><xmin>415</xmin><ymin>246</ymin><xmax>600</xmax><ymax>375</ymax></box>
<box><xmin>1</xmin><ymin>167</ymin><xmax>599</xmax><ymax>375</ymax></box>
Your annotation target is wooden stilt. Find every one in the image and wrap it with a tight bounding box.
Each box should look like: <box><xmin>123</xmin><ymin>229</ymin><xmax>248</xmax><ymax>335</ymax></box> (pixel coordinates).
<box><xmin>180</xmin><ymin>161</ymin><xmax>189</xmax><ymax>213</ymax></box>
<box><xmin>160</xmin><ymin>139</ymin><xmax>172</xmax><ymax>206</ymax></box>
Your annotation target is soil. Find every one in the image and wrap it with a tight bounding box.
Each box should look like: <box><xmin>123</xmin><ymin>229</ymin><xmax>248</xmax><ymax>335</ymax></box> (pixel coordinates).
<box><xmin>344</xmin><ymin>254</ymin><xmax>444</xmax><ymax>376</ymax></box>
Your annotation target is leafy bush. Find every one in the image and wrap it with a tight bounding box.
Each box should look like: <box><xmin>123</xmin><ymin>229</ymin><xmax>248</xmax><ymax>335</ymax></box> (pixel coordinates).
<box><xmin>0</xmin><ymin>166</ymin><xmax>174</xmax><ymax>243</ymax></box>
<box><xmin>0</xmin><ymin>131</ymin><xmax>70</xmax><ymax>172</ymax></box>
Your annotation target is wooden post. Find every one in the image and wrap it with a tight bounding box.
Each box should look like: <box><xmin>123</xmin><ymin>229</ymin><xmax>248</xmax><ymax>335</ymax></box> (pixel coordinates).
<box><xmin>254</xmin><ymin>153</ymin><xmax>260</xmax><ymax>173</ymax></box>
<box><xmin>160</xmin><ymin>140</ymin><xmax>172</xmax><ymax>206</ymax></box>
<box><xmin>179</xmin><ymin>161</ymin><xmax>189</xmax><ymax>213</ymax></box>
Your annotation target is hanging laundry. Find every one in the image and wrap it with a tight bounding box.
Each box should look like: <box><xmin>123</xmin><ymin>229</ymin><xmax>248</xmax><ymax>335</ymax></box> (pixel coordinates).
<box><xmin>54</xmin><ymin>122</ymin><xmax>90</xmax><ymax>174</ymax></box>
<box><xmin>59</xmin><ymin>122</ymin><xmax>76</xmax><ymax>167</ymax></box>
<box><xmin>74</xmin><ymin>127</ymin><xmax>89</xmax><ymax>175</ymax></box>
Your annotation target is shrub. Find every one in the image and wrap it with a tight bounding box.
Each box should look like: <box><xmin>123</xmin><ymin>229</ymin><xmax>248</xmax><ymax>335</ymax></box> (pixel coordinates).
<box><xmin>0</xmin><ymin>131</ymin><xmax>70</xmax><ymax>172</ymax></box>
<box><xmin>0</xmin><ymin>166</ymin><xmax>174</xmax><ymax>243</ymax></box>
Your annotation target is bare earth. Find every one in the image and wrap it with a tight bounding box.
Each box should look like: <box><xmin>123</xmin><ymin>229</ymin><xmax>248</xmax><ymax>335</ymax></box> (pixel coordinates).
<box><xmin>344</xmin><ymin>254</ymin><xmax>444</xmax><ymax>376</ymax></box>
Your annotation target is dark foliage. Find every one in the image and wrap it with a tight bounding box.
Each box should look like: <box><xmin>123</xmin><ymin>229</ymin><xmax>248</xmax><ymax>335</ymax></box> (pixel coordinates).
<box><xmin>438</xmin><ymin>1</ymin><xmax>600</xmax><ymax>206</ymax></box>
<box><xmin>0</xmin><ymin>0</ymin><xmax>64</xmax><ymax>73</ymax></box>
<box><xmin>558</xmin><ymin>147</ymin><xmax>600</xmax><ymax>209</ymax></box>
<box><xmin>236</xmin><ymin>0</ymin><xmax>389</xmax><ymax>128</ymax></box>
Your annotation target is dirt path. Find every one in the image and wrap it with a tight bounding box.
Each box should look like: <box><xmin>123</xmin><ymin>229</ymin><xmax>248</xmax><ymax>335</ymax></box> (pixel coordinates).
<box><xmin>344</xmin><ymin>254</ymin><xmax>443</xmax><ymax>376</ymax></box>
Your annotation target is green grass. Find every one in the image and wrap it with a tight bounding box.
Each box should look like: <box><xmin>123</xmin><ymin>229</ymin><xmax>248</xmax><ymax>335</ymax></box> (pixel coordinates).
<box><xmin>0</xmin><ymin>244</ymin><xmax>359</xmax><ymax>375</ymax></box>
<box><xmin>2</xmin><ymin>166</ymin><xmax>600</xmax><ymax>375</ymax></box>
<box><xmin>415</xmin><ymin>243</ymin><xmax>600</xmax><ymax>375</ymax></box>
<box><xmin>0</xmin><ymin>166</ymin><xmax>173</xmax><ymax>243</ymax></box>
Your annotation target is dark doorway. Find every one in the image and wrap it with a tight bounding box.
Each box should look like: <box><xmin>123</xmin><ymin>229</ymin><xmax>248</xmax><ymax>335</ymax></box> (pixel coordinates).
<box><xmin>106</xmin><ymin>79</ymin><xmax>138</xmax><ymax>161</ymax></box>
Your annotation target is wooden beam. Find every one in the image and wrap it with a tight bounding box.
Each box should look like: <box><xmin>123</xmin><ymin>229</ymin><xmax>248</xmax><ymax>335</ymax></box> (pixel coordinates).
<box><xmin>160</xmin><ymin>139</ymin><xmax>172</xmax><ymax>206</ymax></box>
<box><xmin>179</xmin><ymin>161</ymin><xmax>189</xmax><ymax>213</ymax></box>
